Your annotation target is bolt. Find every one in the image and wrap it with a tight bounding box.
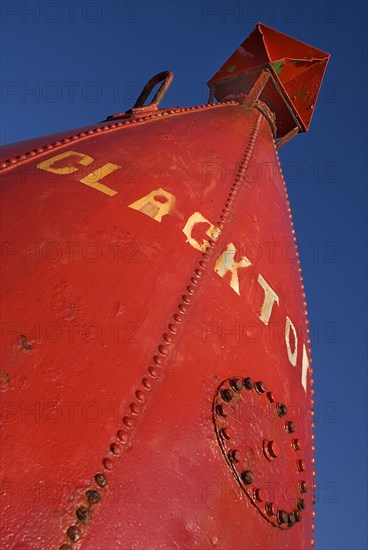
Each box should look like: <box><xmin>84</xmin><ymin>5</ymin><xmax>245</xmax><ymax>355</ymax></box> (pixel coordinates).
<box><xmin>94</xmin><ymin>473</ymin><xmax>107</xmax><ymax>488</ymax></box>
<box><xmin>254</xmin><ymin>488</ymin><xmax>265</xmax><ymax>502</ymax></box>
<box><xmin>243</xmin><ymin>377</ymin><xmax>254</xmax><ymax>390</ymax></box>
<box><xmin>255</xmin><ymin>381</ymin><xmax>266</xmax><ymax>394</ymax></box>
<box><xmin>288</xmin><ymin>512</ymin><xmax>297</xmax><ymax>527</ymax></box>
<box><xmin>263</xmin><ymin>439</ymin><xmax>280</xmax><ymax>461</ymax></box>
<box><xmin>297</xmin><ymin>498</ymin><xmax>306</xmax><ymax>510</ymax></box>
<box><xmin>76</xmin><ymin>506</ymin><xmax>92</xmax><ymax>522</ymax></box>
<box><xmin>299</xmin><ymin>481</ymin><xmax>308</xmax><ymax>494</ymax></box>
<box><xmin>67</xmin><ymin>526</ymin><xmax>80</xmax><ymax>542</ymax></box>
<box><xmin>219</xmin><ymin>427</ymin><xmax>231</xmax><ymax>440</ymax></box>
<box><xmin>277</xmin><ymin>510</ymin><xmax>288</xmax><ymax>525</ymax></box>
<box><xmin>228</xmin><ymin>449</ymin><xmax>240</xmax><ymax>462</ymax></box>
<box><xmin>267</xmin><ymin>391</ymin><xmax>275</xmax><ymax>403</ymax></box>
<box><xmin>241</xmin><ymin>470</ymin><xmax>253</xmax><ymax>485</ymax></box>
<box><xmin>86</xmin><ymin>489</ymin><xmax>101</xmax><ymax>504</ymax></box>
<box><xmin>229</xmin><ymin>378</ymin><xmax>243</xmax><ymax>392</ymax></box>
<box><xmin>285</xmin><ymin>420</ymin><xmax>295</xmax><ymax>433</ymax></box>
<box><xmin>268</xmin><ymin>440</ymin><xmax>280</xmax><ymax>458</ymax></box>
<box><xmin>220</xmin><ymin>388</ymin><xmax>233</xmax><ymax>402</ymax></box>
<box><xmin>215</xmin><ymin>404</ymin><xmax>226</xmax><ymax>418</ymax></box>
<box><xmin>277</xmin><ymin>403</ymin><xmax>288</xmax><ymax>417</ymax></box>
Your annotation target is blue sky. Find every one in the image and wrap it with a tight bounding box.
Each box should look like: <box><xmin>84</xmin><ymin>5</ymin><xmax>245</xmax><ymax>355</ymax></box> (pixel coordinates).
<box><xmin>1</xmin><ymin>1</ymin><xmax>367</xmax><ymax>549</ymax></box>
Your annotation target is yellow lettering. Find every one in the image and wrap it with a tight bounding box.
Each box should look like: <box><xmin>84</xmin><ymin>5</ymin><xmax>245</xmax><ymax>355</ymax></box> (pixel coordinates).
<box><xmin>257</xmin><ymin>274</ymin><xmax>279</xmax><ymax>325</ymax></box>
<box><xmin>214</xmin><ymin>243</ymin><xmax>251</xmax><ymax>295</ymax></box>
<box><xmin>128</xmin><ymin>188</ymin><xmax>175</xmax><ymax>221</ymax></box>
<box><xmin>79</xmin><ymin>163</ymin><xmax>119</xmax><ymax>196</ymax></box>
<box><xmin>285</xmin><ymin>316</ymin><xmax>298</xmax><ymax>366</ymax></box>
<box><xmin>37</xmin><ymin>151</ymin><xmax>93</xmax><ymax>174</ymax></box>
<box><xmin>183</xmin><ymin>212</ymin><xmax>220</xmax><ymax>251</ymax></box>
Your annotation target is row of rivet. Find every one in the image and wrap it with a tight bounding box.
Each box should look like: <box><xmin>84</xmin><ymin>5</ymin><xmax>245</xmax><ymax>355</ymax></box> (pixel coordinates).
<box><xmin>272</xmin><ymin>141</ymin><xmax>316</xmax><ymax>545</ymax></box>
<box><xmin>0</xmin><ymin>101</ymin><xmax>238</xmax><ymax>172</ymax></box>
<box><xmin>59</xmin><ymin>108</ymin><xmax>263</xmax><ymax>548</ymax></box>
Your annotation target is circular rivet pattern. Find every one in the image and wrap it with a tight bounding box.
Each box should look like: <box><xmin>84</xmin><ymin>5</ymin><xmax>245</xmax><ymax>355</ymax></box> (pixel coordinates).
<box><xmin>214</xmin><ymin>377</ymin><xmax>307</xmax><ymax>529</ymax></box>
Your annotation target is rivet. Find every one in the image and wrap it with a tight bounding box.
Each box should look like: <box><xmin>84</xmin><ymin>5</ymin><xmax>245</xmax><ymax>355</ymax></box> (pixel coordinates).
<box><xmin>265</xmin><ymin>502</ymin><xmax>275</xmax><ymax>516</ymax></box>
<box><xmin>243</xmin><ymin>377</ymin><xmax>254</xmax><ymax>390</ymax></box>
<box><xmin>277</xmin><ymin>510</ymin><xmax>288</xmax><ymax>525</ymax></box>
<box><xmin>292</xmin><ymin>438</ymin><xmax>301</xmax><ymax>451</ymax></box>
<box><xmin>117</xmin><ymin>430</ymin><xmax>128</xmax><ymax>442</ymax></box>
<box><xmin>178</xmin><ymin>304</ymin><xmax>187</xmax><ymax>314</ymax></box>
<box><xmin>153</xmin><ymin>355</ymin><xmax>163</xmax><ymax>366</ymax></box>
<box><xmin>288</xmin><ymin>512</ymin><xmax>297</xmax><ymax>527</ymax></box>
<box><xmin>219</xmin><ymin>427</ymin><xmax>231</xmax><ymax>440</ymax></box>
<box><xmin>76</xmin><ymin>506</ymin><xmax>92</xmax><ymax>522</ymax></box>
<box><xmin>168</xmin><ymin>323</ymin><xmax>177</xmax><ymax>333</ymax></box>
<box><xmin>182</xmin><ymin>295</ymin><xmax>191</xmax><ymax>304</ymax></box>
<box><xmin>215</xmin><ymin>404</ymin><xmax>226</xmax><ymax>418</ymax></box>
<box><xmin>59</xmin><ymin>545</ymin><xmax>72</xmax><ymax>550</ymax></box>
<box><xmin>312</xmin><ymin>494</ymin><xmax>317</xmax><ymax>504</ymax></box>
<box><xmin>186</xmin><ymin>285</ymin><xmax>194</xmax><ymax>295</ymax></box>
<box><xmin>294</xmin><ymin>510</ymin><xmax>302</xmax><ymax>522</ymax></box>
<box><xmin>240</xmin><ymin>470</ymin><xmax>253</xmax><ymax>485</ymax></box>
<box><xmin>255</xmin><ymin>488</ymin><xmax>265</xmax><ymax>502</ymax></box>
<box><xmin>285</xmin><ymin>420</ymin><xmax>295</xmax><ymax>433</ymax></box>
<box><xmin>276</xmin><ymin>403</ymin><xmax>288</xmax><ymax>417</ymax></box>
<box><xmin>122</xmin><ymin>415</ymin><xmax>133</xmax><ymax>427</ymax></box>
<box><xmin>198</xmin><ymin>261</ymin><xmax>206</xmax><ymax>268</ymax></box>
<box><xmin>148</xmin><ymin>366</ymin><xmax>157</xmax><ymax>378</ymax></box>
<box><xmin>267</xmin><ymin>391</ymin><xmax>275</xmax><ymax>403</ymax></box>
<box><xmin>67</xmin><ymin>525</ymin><xmax>80</xmax><ymax>541</ymax></box>
<box><xmin>228</xmin><ymin>449</ymin><xmax>240</xmax><ymax>462</ymax></box>
<box><xmin>297</xmin><ymin>459</ymin><xmax>306</xmax><ymax>472</ymax></box>
<box><xmin>158</xmin><ymin>344</ymin><xmax>168</xmax><ymax>356</ymax></box>
<box><xmin>86</xmin><ymin>489</ymin><xmax>101</xmax><ymax>504</ymax></box>
<box><xmin>299</xmin><ymin>481</ymin><xmax>308</xmax><ymax>493</ymax></box>
<box><xmin>255</xmin><ymin>380</ymin><xmax>266</xmax><ymax>394</ymax></box>
<box><xmin>229</xmin><ymin>378</ymin><xmax>243</xmax><ymax>392</ymax></box>
<box><xmin>129</xmin><ymin>403</ymin><xmax>139</xmax><ymax>415</ymax></box>
<box><xmin>194</xmin><ymin>269</ymin><xmax>202</xmax><ymax>277</ymax></box>
<box><xmin>102</xmin><ymin>458</ymin><xmax>113</xmax><ymax>470</ymax></box>
<box><xmin>142</xmin><ymin>377</ymin><xmax>152</xmax><ymax>389</ymax></box>
<box><xmin>94</xmin><ymin>473</ymin><xmax>107</xmax><ymax>488</ymax></box>
<box><xmin>135</xmin><ymin>390</ymin><xmax>145</xmax><ymax>402</ymax></box>
<box><xmin>220</xmin><ymin>388</ymin><xmax>233</xmax><ymax>402</ymax></box>
<box><xmin>110</xmin><ymin>442</ymin><xmax>121</xmax><ymax>455</ymax></box>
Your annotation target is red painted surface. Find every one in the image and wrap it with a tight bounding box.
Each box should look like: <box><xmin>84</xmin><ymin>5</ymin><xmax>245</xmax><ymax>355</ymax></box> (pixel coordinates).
<box><xmin>0</xmin><ymin>23</ymin><xmax>326</xmax><ymax>550</ymax></box>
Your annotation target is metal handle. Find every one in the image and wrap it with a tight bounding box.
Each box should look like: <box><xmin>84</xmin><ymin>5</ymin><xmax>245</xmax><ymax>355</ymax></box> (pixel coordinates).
<box><xmin>133</xmin><ymin>71</ymin><xmax>174</xmax><ymax>109</ymax></box>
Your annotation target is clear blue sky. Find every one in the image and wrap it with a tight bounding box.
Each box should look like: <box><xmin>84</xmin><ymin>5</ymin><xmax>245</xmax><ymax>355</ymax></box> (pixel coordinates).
<box><xmin>1</xmin><ymin>1</ymin><xmax>367</xmax><ymax>549</ymax></box>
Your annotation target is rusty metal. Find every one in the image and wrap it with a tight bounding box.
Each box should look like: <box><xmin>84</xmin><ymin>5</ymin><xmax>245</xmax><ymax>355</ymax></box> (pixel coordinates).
<box><xmin>0</xmin><ymin>22</ymin><xmax>329</xmax><ymax>550</ymax></box>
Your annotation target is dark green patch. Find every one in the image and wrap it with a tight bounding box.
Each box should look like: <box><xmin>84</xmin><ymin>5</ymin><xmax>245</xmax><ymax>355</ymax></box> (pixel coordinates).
<box><xmin>273</xmin><ymin>61</ymin><xmax>283</xmax><ymax>75</ymax></box>
<box><xmin>228</xmin><ymin>65</ymin><xmax>236</xmax><ymax>73</ymax></box>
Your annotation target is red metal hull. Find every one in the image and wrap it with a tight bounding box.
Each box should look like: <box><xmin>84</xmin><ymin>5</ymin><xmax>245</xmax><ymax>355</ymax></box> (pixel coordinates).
<box><xmin>1</xmin><ymin>101</ymin><xmax>315</xmax><ymax>549</ymax></box>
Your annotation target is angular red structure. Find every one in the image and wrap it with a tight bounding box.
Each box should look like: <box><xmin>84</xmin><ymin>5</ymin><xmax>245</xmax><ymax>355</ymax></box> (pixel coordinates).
<box><xmin>0</xmin><ymin>24</ymin><xmax>329</xmax><ymax>549</ymax></box>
